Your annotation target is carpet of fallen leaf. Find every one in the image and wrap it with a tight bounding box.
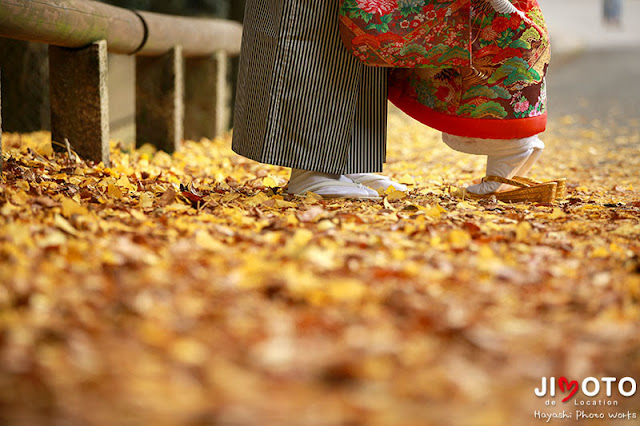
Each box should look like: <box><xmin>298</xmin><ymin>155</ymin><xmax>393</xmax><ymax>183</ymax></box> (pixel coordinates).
<box><xmin>1</xmin><ymin>108</ymin><xmax>639</xmax><ymax>426</ymax></box>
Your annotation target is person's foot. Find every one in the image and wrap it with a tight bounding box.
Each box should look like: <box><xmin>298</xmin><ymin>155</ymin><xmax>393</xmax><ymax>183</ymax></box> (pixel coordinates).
<box><xmin>466</xmin><ymin>149</ymin><xmax>535</xmax><ymax>194</ymax></box>
<box><xmin>286</xmin><ymin>169</ymin><xmax>379</xmax><ymax>199</ymax></box>
<box><xmin>466</xmin><ymin>137</ymin><xmax>545</xmax><ymax>195</ymax></box>
<box><xmin>345</xmin><ymin>173</ymin><xmax>408</xmax><ymax>194</ymax></box>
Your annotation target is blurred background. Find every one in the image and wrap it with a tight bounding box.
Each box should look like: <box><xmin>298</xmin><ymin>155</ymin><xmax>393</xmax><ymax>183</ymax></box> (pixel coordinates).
<box><xmin>540</xmin><ymin>0</ymin><xmax>640</xmax><ymax>124</ymax></box>
<box><xmin>0</xmin><ymin>0</ymin><xmax>638</xmax><ymax>141</ymax></box>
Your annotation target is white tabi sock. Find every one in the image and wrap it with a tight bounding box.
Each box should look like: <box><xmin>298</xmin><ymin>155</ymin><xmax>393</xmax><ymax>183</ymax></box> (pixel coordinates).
<box><xmin>345</xmin><ymin>173</ymin><xmax>408</xmax><ymax>193</ymax></box>
<box><xmin>442</xmin><ymin>134</ymin><xmax>545</xmax><ymax>195</ymax></box>
<box><xmin>287</xmin><ymin>169</ymin><xmax>379</xmax><ymax>198</ymax></box>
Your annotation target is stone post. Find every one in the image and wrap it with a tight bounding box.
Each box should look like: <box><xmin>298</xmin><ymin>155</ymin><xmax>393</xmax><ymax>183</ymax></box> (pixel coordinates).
<box><xmin>184</xmin><ymin>51</ymin><xmax>228</xmax><ymax>141</ymax></box>
<box><xmin>136</xmin><ymin>46</ymin><xmax>184</xmax><ymax>153</ymax></box>
<box><xmin>0</xmin><ymin>39</ymin><xmax>49</xmax><ymax>133</ymax></box>
<box><xmin>230</xmin><ymin>0</ymin><xmax>246</xmax><ymax>22</ymax></box>
<box><xmin>49</xmin><ymin>40</ymin><xmax>110</xmax><ymax>165</ymax></box>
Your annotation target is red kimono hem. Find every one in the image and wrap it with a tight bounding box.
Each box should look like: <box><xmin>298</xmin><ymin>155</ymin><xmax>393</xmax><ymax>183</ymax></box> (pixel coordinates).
<box><xmin>388</xmin><ymin>88</ymin><xmax>547</xmax><ymax>140</ymax></box>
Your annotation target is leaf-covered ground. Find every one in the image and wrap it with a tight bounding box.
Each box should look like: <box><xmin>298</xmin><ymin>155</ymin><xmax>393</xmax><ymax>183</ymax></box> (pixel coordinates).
<box><xmin>1</xmin><ymin>109</ymin><xmax>639</xmax><ymax>425</ymax></box>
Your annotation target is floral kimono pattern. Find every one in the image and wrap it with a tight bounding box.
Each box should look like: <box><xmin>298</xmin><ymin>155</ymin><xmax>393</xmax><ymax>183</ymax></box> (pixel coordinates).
<box><xmin>339</xmin><ymin>0</ymin><xmax>472</xmax><ymax>68</ymax></box>
<box><xmin>339</xmin><ymin>0</ymin><xmax>551</xmax><ymax>139</ymax></box>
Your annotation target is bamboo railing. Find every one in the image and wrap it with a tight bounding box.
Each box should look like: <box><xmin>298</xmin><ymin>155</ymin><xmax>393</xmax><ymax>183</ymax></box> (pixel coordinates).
<box><xmin>0</xmin><ymin>0</ymin><xmax>243</xmax><ymax>167</ymax></box>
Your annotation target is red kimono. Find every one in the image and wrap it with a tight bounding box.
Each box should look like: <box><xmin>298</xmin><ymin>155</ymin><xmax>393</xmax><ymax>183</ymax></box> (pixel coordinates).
<box><xmin>339</xmin><ymin>0</ymin><xmax>551</xmax><ymax>139</ymax></box>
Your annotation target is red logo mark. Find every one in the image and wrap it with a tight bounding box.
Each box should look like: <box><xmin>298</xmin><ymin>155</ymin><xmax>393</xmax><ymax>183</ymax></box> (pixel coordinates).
<box><xmin>559</xmin><ymin>377</ymin><xmax>579</xmax><ymax>402</ymax></box>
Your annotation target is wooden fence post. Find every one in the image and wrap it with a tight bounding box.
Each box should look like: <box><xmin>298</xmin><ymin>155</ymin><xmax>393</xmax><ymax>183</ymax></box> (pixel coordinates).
<box><xmin>184</xmin><ymin>51</ymin><xmax>228</xmax><ymax>141</ymax></box>
<box><xmin>136</xmin><ymin>45</ymin><xmax>184</xmax><ymax>153</ymax></box>
<box><xmin>49</xmin><ymin>40</ymin><xmax>110</xmax><ymax>165</ymax></box>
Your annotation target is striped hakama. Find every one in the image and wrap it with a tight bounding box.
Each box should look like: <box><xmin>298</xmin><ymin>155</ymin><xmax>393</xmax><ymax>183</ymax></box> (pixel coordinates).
<box><xmin>232</xmin><ymin>1</ymin><xmax>389</xmax><ymax>175</ymax></box>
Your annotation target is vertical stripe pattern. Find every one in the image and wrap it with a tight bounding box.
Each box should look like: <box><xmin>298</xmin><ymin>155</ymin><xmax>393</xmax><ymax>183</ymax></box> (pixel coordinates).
<box><xmin>232</xmin><ymin>0</ymin><xmax>388</xmax><ymax>175</ymax></box>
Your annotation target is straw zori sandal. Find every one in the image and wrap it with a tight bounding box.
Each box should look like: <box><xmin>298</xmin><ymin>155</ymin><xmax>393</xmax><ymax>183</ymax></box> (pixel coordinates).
<box><xmin>510</xmin><ymin>176</ymin><xmax>567</xmax><ymax>199</ymax></box>
<box><xmin>463</xmin><ymin>176</ymin><xmax>557</xmax><ymax>203</ymax></box>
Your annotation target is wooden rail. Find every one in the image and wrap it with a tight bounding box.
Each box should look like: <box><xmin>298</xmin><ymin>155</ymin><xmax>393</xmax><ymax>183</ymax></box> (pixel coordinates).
<box><xmin>0</xmin><ymin>0</ymin><xmax>243</xmax><ymax>167</ymax></box>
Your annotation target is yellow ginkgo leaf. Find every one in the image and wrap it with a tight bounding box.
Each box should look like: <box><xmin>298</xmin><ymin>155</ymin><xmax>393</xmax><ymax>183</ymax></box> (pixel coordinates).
<box><xmin>54</xmin><ymin>214</ymin><xmax>78</xmax><ymax>236</ymax></box>
<box><xmin>515</xmin><ymin>221</ymin><xmax>532</xmax><ymax>242</ymax></box>
<box><xmin>386</xmin><ymin>190</ymin><xmax>408</xmax><ymax>202</ymax></box>
<box><xmin>116</xmin><ymin>175</ymin><xmax>136</xmax><ymax>191</ymax></box>
<box><xmin>61</xmin><ymin>198</ymin><xmax>88</xmax><ymax>218</ymax></box>
<box><xmin>107</xmin><ymin>184</ymin><xmax>123</xmax><ymax>198</ymax></box>
<box><xmin>139</xmin><ymin>192</ymin><xmax>154</xmax><ymax>209</ymax></box>
<box><xmin>263</xmin><ymin>175</ymin><xmax>280</xmax><ymax>188</ymax></box>
<box><xmin>398</xmin><ymin>174</ymin><xmax>416</xmax><ymax>185</ymax></box>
